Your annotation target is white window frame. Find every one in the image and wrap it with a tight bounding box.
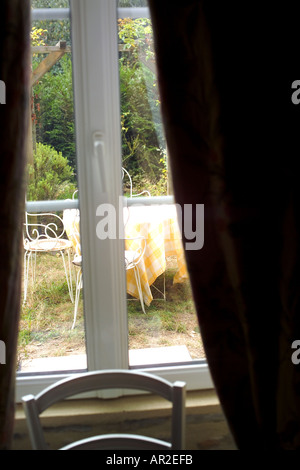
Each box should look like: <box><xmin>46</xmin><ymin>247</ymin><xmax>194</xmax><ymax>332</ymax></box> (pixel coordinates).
<box><xmin>16</xmin><ymin>0</ymin><xmax>213</xmax><ymax>402</ymax></box>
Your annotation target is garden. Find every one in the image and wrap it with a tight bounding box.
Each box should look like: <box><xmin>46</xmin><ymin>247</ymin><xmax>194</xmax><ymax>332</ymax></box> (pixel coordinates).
<box><xmin>18</xmin><ymin>251</ymin><xmax>204</xmax><ymax>370</ymax></box>
<box><xmin>18</xmin><ymin>0</ymin><xmax>204</xmax><ymax>370</ymax></box>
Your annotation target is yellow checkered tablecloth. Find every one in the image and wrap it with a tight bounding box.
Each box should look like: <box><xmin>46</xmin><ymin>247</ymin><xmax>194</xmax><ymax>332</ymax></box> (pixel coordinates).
<box><xmin>64</xmin><ymin>204</ymin><xmax>188</xmax><ymax>307</ymax></box>
<box><xmin>63</xmin><ymin>208</ymin><xmax>81</xmax><ymax>255</ymax></box>
<box><xmin>125</xmin><ymin>204</ymin><xmax>188</xmax><ymax>306</ymax></box>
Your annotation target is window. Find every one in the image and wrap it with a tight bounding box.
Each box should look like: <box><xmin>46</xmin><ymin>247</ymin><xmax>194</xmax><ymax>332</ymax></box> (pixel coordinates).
<box><xmin>16</xmin><ymin>0</ymin><xmax>213</xmax><ymax>401</ymax></box>
<box><xmin>20</xmin><ymin>1</ymin><xmax>86</xmax><ymax>377</ymax></box>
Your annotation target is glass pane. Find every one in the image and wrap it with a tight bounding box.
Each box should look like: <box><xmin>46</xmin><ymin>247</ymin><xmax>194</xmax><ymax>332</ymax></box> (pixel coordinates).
<box><xmin>17</xmin><ymin>0</ymin><xmax>86</xmax><ymax>374</ymax></box>
<box><xmin>118</xmin><ymin>2</ymin><xmax>206</xmax><ymax>367</ymax></box>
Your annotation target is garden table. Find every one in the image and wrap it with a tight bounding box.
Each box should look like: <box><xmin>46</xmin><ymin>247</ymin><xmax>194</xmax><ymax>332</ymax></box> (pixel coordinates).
<box><xmin>64</xmin><ymin>203</ymin><xmax>188</xmax><ymax>307</ymax></box>
<box><xmin>124</xmin><ymin>204</ymin><xmax>187</xmax><ymax>306</ymax></box>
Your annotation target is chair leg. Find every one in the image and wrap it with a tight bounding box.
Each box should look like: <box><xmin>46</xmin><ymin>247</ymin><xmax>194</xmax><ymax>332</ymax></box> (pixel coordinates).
<box><xmin>66</xmin><ymin>249</ymin><xmax>74</xmax><ymax>303</ymax></box>
<box><xmin>24</xmin><ymin>249</ymin><xmax>74</xmax><ymax>305</ymax></box>
<box><xmin>60</xmin><ymin>249</ymin><xmax>74</xmax><ymax>303</ymax></box>
<box><xmin>23</xmin><ymin>250</ymin><xmax>37</xmax><ymax>304</ymax></box>
<box><xmin>32</xmin><ymin>251</ymin><xmax>37</xmax><ymax>285</ymax></box>
<box><xmin>72</xmin><ymin>268</ymin><xmax>82</xmax><ymax>329</ymax></box>
<box><xmin>151</xmin><ymin>270</ymin><xmax>166</xmax><ymax>301</ymax></box>
<box><xmin>23</xmin><ymin>251</ymin><xmax>30</xmax><ymax>304</ymax></box>
<box><xmin>133</xmin><ymin>266</ymin><xmax>146</xmax><ymax>314</ymax></box>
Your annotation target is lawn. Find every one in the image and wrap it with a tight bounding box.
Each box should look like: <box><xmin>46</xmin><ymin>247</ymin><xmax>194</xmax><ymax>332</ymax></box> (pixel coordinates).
<box><xmin>18</xmin><ymin>252</ymin><xmax>205</xmax><ymax>369</ymax></box>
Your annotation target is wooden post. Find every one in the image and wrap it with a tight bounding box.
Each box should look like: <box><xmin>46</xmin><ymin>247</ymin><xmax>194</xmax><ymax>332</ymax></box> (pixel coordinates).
<box><xmin>31</xmin><ymin>41</ymin><xmax>69</xmax><ymax>87</ymax></box>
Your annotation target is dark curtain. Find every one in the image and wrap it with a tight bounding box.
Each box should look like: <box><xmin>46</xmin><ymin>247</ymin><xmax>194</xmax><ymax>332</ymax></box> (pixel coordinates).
<box><xmin>148</xmin><ymin>0</ymin><xmax>300</xmax><ymax>450</ymax></box>
<box><xmin>0</xmin><ymin>0</ymin><xmax>30</xmax><ymax>449</ymax></box>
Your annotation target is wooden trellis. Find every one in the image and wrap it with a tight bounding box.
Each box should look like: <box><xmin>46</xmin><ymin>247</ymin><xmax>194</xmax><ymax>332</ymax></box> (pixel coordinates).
<box><xmin>31</xmin><ymin>40</ymin><xmax>71</xmax><ymax>87</ymax></box>
<box><xmin>30</xmin><ymin>41</ymin><xmax>154</xmax><ymax>85</ymax></box>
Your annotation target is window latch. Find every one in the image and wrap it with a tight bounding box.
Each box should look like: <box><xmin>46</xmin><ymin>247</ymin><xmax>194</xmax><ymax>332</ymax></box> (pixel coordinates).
<box><xmin>92</xmin><ymin>131</ymin><xmax>106</xmax><ymax>194</ymax></box>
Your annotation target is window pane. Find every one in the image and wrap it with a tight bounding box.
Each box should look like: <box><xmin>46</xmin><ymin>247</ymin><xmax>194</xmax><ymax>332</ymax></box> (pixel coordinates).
<box><xmin>117</xmin><ymin>3</ymin><xmax>206</xmax><ymax>367</ymax></box>
<box><xmin>18</xmin><ymin>1</ymin><xmax>87</xmax><ymax>374</ymax></box>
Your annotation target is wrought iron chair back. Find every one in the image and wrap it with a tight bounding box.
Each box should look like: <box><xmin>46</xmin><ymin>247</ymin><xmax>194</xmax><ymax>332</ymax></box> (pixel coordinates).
<box><xmin>23</xmin><ymin>211</ymin><xmax>74</xmax><ymax>304</ymax></box>
<box><xmin>122</xmin><ymin>167</ymin><xmax>151</xmax><ymax>198</ymax></box>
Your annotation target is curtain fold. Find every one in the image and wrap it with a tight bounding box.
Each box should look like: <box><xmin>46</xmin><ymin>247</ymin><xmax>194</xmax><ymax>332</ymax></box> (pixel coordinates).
<box><xmin>0</xmin><ymin>0</ymin><xmax>30</xmax><ymax>449</ymax></box>
<box><xmin>148</xmin><ymin>0</ymin><xmax>300</xmax><ymax>449</ymax></box>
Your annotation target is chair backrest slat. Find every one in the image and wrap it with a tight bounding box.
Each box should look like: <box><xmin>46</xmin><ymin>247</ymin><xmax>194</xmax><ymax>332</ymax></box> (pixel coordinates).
<box><xmin>22</xmin><ymin>369</ymin><xmax>186</xmax><ymax>450</ymax></box>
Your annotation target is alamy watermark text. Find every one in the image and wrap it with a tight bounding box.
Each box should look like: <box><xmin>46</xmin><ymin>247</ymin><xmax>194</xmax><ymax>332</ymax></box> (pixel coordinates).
<box><xmin>95</xmin><ymin>199</ymin><xmax>204</xmax><ymax>251</ymax></box>
<box><xmin>0</xmin><ymin>341</ymin><xmax>6</xmax><ymax>365</ymax></box>
<box><xmin>0</xmin><ymin>80</ymin><xmax>6</xmax><ymax>105</ymax></box>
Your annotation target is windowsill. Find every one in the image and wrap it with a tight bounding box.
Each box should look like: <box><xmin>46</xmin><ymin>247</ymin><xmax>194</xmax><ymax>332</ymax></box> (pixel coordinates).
<box><xmin>18</xmin><ymin>346</ymin><xmax>193</xmax><ymax>373</ymax></box>
<box><xmin>15</xmin><ymin>388</ymin><xmax>219</xmax><ymax>419</ymax></box>
<box><xmin>13</xmin><ymin>389</ymin><xmax>237</xmax><ymax>450</ymax></box>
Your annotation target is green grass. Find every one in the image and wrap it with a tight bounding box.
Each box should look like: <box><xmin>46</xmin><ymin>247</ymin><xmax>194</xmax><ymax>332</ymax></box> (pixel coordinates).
<box><xmin>18</xmin><ymin>253</ymin><xmax>204</xmax><ymax>365</ymax></box>
<box><xmin>127</xmin><ymin>268</ymin><xmax>202</xmax><ymax>356</ymax></box>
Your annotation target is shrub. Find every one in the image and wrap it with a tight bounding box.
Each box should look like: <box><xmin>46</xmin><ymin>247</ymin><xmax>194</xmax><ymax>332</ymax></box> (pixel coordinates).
<box><xmin>119</xmin><ymin>18</ymin><xmax>166</xmax><ymax>189</ymax></box>
<box><xmin>27</xmin><ymin>143</ymin><xmax>76</xmax><ymax>201</ymax></box>
<box><xmin>35</xmin><ymin>55</ymin><xmax>76</xmax><ymax>170</ymax></box>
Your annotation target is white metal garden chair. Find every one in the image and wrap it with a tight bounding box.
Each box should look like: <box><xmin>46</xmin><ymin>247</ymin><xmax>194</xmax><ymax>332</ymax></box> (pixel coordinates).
<box><xmin>63</xmin><ymin>202</ymin><xmax>148</xmax><ymax>328</ymax></box>
<box><xmin>23</xmin><ymin>211</ymin><xmax>74</xmax><ymax>304</ymax></box>
<box><xmin>65</xmin><ymin>232</ymin><xmax>147</xmax><ymax>328</ymax></box>
<box><xmin>22</xmin><ymin>369</ymin><xmax>186</xmax><ymax>450</ymax></box>
<box><xmin>125</xmin><ymin>235</ymin><xmax>147</xmax><ymax>314</ymax></box>
<box><xmin>63</xmin><ymin>207</ymin><xmax>81</xmax><ymax>329</ymax></box>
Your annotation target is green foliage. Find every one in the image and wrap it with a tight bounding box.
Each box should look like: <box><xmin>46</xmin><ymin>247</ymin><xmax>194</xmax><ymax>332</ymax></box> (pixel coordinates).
<box><xmin>32</xmin><ymin>0</ymin><xmax>71</xmax><ymax>46</ymax></box>
<box><xmin>119</xmin><ymin>18</ymin><xmax>167</xmax><ymax>192</ymax></box>
<box><xmin>30</xmin><ymin>2</ymin><xmax>168</xmax><ymax>196</ymax></box>
<box><xmin>31</xmin><ymin>26</ymin><xmax>47</xmax><ymax>47</ymax></box>
<box><xmin>27</xmin><ymin>142</ymin><xmax>76</xmax><ymax>201</ymax></box>
<box><xmin>118</xmin><ymin>0</ymin><xmax>148</xmax><ymax>6</ymax></box>
<box><xmin>31</xmin><ymin>0</ymin><xmax>75</xmax><ymax>170</ymax></box>
<box><xmin>118</xmin><ymin>17</ymin><xmax>154</xmax><ymax>61</ymax></box>
<box><xmin>32</xmin><ymin>0</ymin><xmax>69</xmax><ymax>6</ymax></box>
<box><xmin>35</xmin><ymin>55</ymin><xmax>76</xmax><ymax>169</ymax></box>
